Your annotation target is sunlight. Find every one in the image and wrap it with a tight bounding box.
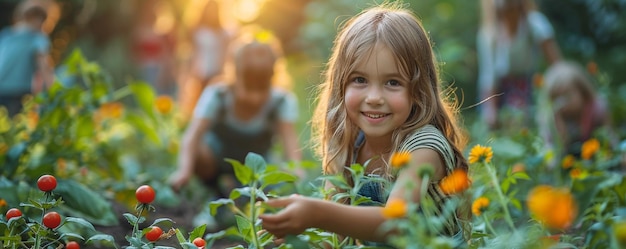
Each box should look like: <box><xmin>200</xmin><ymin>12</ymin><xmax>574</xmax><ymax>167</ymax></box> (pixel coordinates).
<box><xmin>231</xmin><ymin>0</ymin><xmax>268</xmax><ymax>23</ymax></box>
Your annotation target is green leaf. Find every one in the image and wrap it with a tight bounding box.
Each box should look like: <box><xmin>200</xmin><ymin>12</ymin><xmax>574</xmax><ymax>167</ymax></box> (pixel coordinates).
<box><xmin>189</xmin><ymin>224</ymin><xmax>206</xmax><ymax>240</ymax></box>
<box><xmin>125</xmin><ymin>113</ymin><xmax>162</xmax><ymax>146</ymax></box>
<box><xmin>245</xmin><ymin>152</ymin><xmax>267</xmax><ymax>175</ymax></box>
<box><xmin>74</xmin><ymin>116</ymin><xmax>95</xmax><ymax>138</ymax></box>
<box><xmin>123</xmin><ymin>213</ymin><xmax>140</xmax><ymax>226</ymax></box>
<box><xmin>129</xmin><ymin>82</ymin><xmax>156</xmax><ymax>117</ymax></box>
<box><xmin>260</xmin><ymin>171</ymin><xmax>297</xmax><ymax>189</ymax></box>
<box><xmin>226</xmin><ymin>158</ymin><xmax>253</xmax><ymax>185</ymax></box>
<box><xmin>229</xmin><ymin>187</ymin><xmax>251</xmax><ymax>200</ymax></box>
<box><xmin>54</xmin><ymin>180</ymin><xmax>118</xmax><ymax>226</ymax></box>
<box><xmin>175</xmin><ymin>228</ymin><xmax>186</xmax><ymax>243</ymax></box>
<box><xmin>86</xmin><ymin>234</ymin><xmax>117</xmax><ymax>248</ymax></box>
<box><xmin>150</xmin><ymin>218</ymin><xmax>174</xmax><ymax>227</ymax></box>
<box><xmin>209</xmin><ymin>198</ymin><xmax>234</xmax><ymax>216</ymax></box>
<box><xmin>64</xmin><ymin>217</ymin><xmax>96</xmax><ymax>232</ymax></box>
<box><xmin>234</xmin><ymin>215</ymin><xmax>252</xmax><ymax>241</ymax></box>
<box><xmin>59</xmin><ymin>233</ymin><xmax>85</xmax><ymax>241</ymax></box>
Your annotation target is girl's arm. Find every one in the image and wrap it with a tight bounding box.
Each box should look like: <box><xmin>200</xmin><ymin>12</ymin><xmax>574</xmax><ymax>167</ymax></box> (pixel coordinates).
<box><xmin>260</xmin><ymin>148</ymin><xmax>446</xmax><ymax>242</ymax></box>
<box><xmin>169</xmin><ymin>118</ymin><xmax>211</xmax><ymax>190</ymax></box>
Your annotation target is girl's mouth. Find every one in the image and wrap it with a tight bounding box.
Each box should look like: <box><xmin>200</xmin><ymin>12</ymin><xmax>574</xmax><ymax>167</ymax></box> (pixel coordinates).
<box><xmin>363</xmin><ymin>112</ymin><xmax>390</xmax><ymax>119</ymax></box>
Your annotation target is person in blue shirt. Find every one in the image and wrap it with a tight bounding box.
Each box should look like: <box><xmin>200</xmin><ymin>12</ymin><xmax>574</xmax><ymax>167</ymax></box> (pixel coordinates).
<box><xmin>0</xmin><ymin>4</ymin><xmax>53</xmax><ymax>116</ymax></box>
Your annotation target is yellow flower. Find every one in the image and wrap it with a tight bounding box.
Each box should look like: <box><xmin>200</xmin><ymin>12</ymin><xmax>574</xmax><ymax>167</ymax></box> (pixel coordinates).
<box><xmin>581</xmin><ymin>138</ymin><xmax>600</xmax><ymax>160</ymax></box>
<box><xmin>439</xmin><ymin>169</ymin><xmax>471</xmax><ymax>195</ymax></box>
<box><xmin>527</xmin><ymin>185</ymin><xmax>578</xmax><ymax>230</ymax></box>
<box><xmin>561</xmin><ymin>155</ymin><xmax>575</xmax><ymax>169</ymax></box>
<box><xmin>472</xmin><ymin>197</ymin><xmax>490</xmax><ymax>216</ymax></box>
<box><xmin>382</xmin><ymin>199</ymin><xmax>407</xmax><ymax>219</ymax></box>
<box><xmin>390</xmin><ymin>151</ymin><xmax>410</xmax><ymax>169</ymax></box>
<box><xmin>468</xmin><ymin>144</ymin><xmax>493</xmax><ymax>164</ymax></box>
<box><xmin>0</xmin><ymin>199</ymin><xmax>7</xmax><ymax>207</ymax></box>
<box><xmin>155</xmin><ymin>95</ymin><xmax>174</xmax><ymax>114</ymax></box>
<box><xmin>533</xmin><ymin>73</ymin><xmax>543</xmax><ymax>88</ymax></box>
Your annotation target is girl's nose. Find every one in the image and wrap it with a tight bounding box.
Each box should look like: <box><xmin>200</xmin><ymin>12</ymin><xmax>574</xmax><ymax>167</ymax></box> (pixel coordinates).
<box><xmin>365</xmin><ymin>86</ymin><xmax>384</xmax><ymax>105</ymax></box>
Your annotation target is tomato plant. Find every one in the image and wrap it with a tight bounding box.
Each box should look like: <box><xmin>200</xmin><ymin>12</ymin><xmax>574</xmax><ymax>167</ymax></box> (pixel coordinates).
<box><xmin>43</xmin><ymin>211</ymin><xmax>61</xmax><ymax>229</ymax></box>
<box><xmin>146</xmin><ymin>226</ymin><xmax>162</xmax><ymax>242</ymax></box>
<box><xmin>37</xmin><ymin>174</ymin><xmax>57</xmax><ymax>192</ymax></box>
<box><xmin>5</xmin><ymin>208</ymin><xmax>22</xmax><ymax>220</ymax></box>
<box><xmin>193</xmin><ymin>237</ymin><xmax>206</xmax><ymax>248</ymax></box>
<box><xmin>135</xmin><ymin>185</ymin><xmax>156</xmax><ymax>204</ymax></box>
<box><xmin>66</xmin><ymin>241</ymin><xmax>80</xmax><ymax>249</ymax></box>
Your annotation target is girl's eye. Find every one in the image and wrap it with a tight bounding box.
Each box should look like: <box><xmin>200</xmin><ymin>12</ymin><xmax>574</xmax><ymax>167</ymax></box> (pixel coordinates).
<box><xmin>387</xmin><ymin>79</ymin><xmax>401</xmax><ymax>86</ymax></box>
<box><xmin>353</xmin><ymin>77</ymin><xmax>367</xmax><ymax>84</ymax></box>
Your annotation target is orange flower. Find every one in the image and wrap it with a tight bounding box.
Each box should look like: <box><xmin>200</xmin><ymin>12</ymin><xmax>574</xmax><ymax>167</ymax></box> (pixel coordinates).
<box><xmin>561</xmin><ymin>155</ymin><xmax>575</xmax><ymax>169</ymax></box>
<box><xmin>439</xmin><ymin>169</ymin><xmax>471</xmax><ymax>195</ymax></box>
<box><xmin>586</xmin><ymin>61</ymin><xmax>598</xmax><ymax>76</ymax></box>
<box><xmin>155</xmin><ymin>95</ymin><xmax>174</xmax><ymax>114</ymax></box>
<box><xmin>512</xmin><ymin>163</ymin><xmax>525</xmax><ymax>173</ymax></box>
<box><xmin>26</xmin><ymin>111</ymin><xmax>38</xmax><ymax>129</ymax></box>
<box><xmin>527</xmin><ymin>185</ymin><xmax>578</xmax><ymax>230</ymax></box>
<box><xmin>0</xmin><ymin>143</ymin><xmax>7</xmax><ymax>155</ymax></box>
<box><xmin>382</xmin><ymin>199</ymin><xmax>407</xmax><ymax>219</ymax></box>
<box><xmin>0</xmin><ymin>199</ymin><xmax>6</xmax><ymax>207</ymax></box>
<box><xmin>468</xmin><ymin>144</ymin><xmax>493</xmax><ymax>164</ymax></box>
<box><xmin>581</xmin><ymin>138</ymin><xmax>600</xmax><ymax>160</ymax></box>
<box><xmin>98</xmin><ymin>102</ymin><xmax>124</xmax><ymax>119</ymax></box>
<box><xmin>390</xmin><ymin>151</ymin><xmax>411</xmax><ymax>169</ymax></box>
<box><xmin>472</xmin><ymin>197</ymin><xmax>490</xmax><ymax>216</ymax></box>
<box><xmin>570</xmin><ymin>168</ymin><xmax>582</xmax><ymax>179</ymax></box>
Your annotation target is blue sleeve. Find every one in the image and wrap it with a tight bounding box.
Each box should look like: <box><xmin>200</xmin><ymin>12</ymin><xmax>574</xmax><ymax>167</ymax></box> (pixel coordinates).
<box><xmin>277</xmin><ymin>91</ymin><xmax>298</xmax><ymax>123</ymax></box>
<box><xmin>193</xmin><ymin>85</ymin><xmax>221</xmax><ymax>120</ymax></box>
<box><xmin>527</xmin><ymin>11</ymin><xmax>555</xmax><ymax>43</ymax></box>
<box><xmin>33</xmin><ymin>33</ymin><xmax>50</xmax><ymax>53</ymax></box>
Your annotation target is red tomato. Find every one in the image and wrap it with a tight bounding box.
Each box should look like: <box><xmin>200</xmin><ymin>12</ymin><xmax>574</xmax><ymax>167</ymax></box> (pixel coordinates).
<box><xmin>193</xmin><ymin>237</ymin><xmax>206</xmax><ymax>248</ymax></box>
<box><xmin>135</xmin><ymin>185</ymin><xmax>156</xmax><ymax>204</ymax></box>
<box><xmin>43</xmin><ymin>211</ymin><xmax>61</xmax><ymax>229</ymax></box>
<box><xmin>146</xmin><ymin>226</ymin><xmax>162</xmax><ymax>242</ymax></box>
<box><xmin>66</xmin><ymin>241</ymin><xmax>80</xmax><ymax>249</ymax></box>
<box><xmin>37</xmin><ymin>175</ymin><xmax>57</xmax><ymax>192</ymax></box>
<box><xmin>6</xmin><ymin>208</ymin><xmax>22</xmax><ymax>220</ymax></box>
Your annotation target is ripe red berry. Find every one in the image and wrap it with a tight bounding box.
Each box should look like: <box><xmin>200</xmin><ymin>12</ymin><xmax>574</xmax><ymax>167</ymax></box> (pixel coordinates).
<box><xmin>6</xmin><ymin>208</ymin><xmax>22</xmax><ymax>220</ymax></box>
<box><xmin>37</xmin><ymin>175</ymin><xmax>57</xmax><ymax>192</ymax></box>
<box><xmin>145</xmin><ymin>226</ymin><xmax>162</xmax><ymax>242</ymax></box>
<box><xmin>43</xmin><ymin>211</ymin><xmax>62</xmax><ymax>229</ymax></box>
<box><xmin>135</xmin><ymin>185</ymin><xmax>156</xmax><ymax>204</ymax></box>
<box><xmin>193</xmin><ymin>237</ymin><xmax>206</xmax><ymax>248</ymax></box>
<box><xmin>66</xmin><ymin>241</ymin><xmax>80</xmax><ymax>249</ymax></box>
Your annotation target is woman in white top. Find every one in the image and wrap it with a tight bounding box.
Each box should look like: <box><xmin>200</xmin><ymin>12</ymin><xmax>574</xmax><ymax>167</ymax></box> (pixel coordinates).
<box><xmin>477</xmin><ymin>0</ymin><xmax>562</xmax><ymax>129</ymax></box>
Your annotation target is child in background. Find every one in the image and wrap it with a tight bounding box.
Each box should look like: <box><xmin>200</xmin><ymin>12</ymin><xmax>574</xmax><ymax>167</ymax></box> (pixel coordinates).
<box><xmin>541</xmin><ymin>61</ymin><xmax>614</xmax><ymax>159</ymax></box>
<box><xmin>259</xmin><ymin>3</ymin><xmax>470</xmax><ymax>246</ymax></box>
<box><xmin>0</xmin><ymin>3</ymin><xmax>53</xmax><ymax>116</ymax></box>
<box><xmin>169</xmin><ymin>39</ymin><xmax>301</xmax><ymax>227</ymax></box>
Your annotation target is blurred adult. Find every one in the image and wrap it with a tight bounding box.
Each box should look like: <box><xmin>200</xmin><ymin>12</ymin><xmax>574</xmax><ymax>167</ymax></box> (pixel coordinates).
<box><xmin>476</xmin><ymin>0</ymin><xmax>561</xmax><ymax>130</ymax></box>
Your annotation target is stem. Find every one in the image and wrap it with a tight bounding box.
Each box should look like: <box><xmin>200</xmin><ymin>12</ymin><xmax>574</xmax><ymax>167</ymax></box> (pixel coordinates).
<box><xmin>250</xmin><ymin>182</ymin><xmax>261</xmax><ymax>248</ymax></box>
<box><xmin>485</xmin><ymin>162</ymin><xmax>516</xmax><ymax>231</ymax></box>
<box><xmin>482</xmin><ymin>215</ymin><xmax>498</xmax><ymax>236</ymax></box>
<box><xmin>419</xmin><ymin>175</ymin><xmax>437</xmax><ymax>234</ymax></box>
<box><xmin>133</xmin><ymin>205</ymin><xmax>146</xmax><ymax>239</ymax></box>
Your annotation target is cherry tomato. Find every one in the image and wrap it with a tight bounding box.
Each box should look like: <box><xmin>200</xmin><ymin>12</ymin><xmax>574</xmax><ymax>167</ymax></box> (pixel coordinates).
<box><xmin>192</xmin><ymin>237</ymin><xmax>206</xmax><ymax>248</ymax></box>
<box><xmin>6</xmin><ymin>208</ymin><xmax>22</xmax><ymax>220</ymax></box>
<box><xmin>66</xmin><ymin>241</ymin><xmax>80</xmax><ymax>249</ymax></box>
<box><xmin>37</xmin><ymin>175</ymin><xmax>57</xmax><ymax>192</ymax></box>
<box><xmin>135</xmin><ymin>185</ymin><xmax>156</xmax><ymax>204</ymax></box>
<box><xmin>43</xmin><ymin>211</ymin><xmax>61</xmax><ymax>229</ymax></box>
<box><xmin>145</xmin><ymin>226</ymin><xmax>162</xmax><ymax>242</ymax></box>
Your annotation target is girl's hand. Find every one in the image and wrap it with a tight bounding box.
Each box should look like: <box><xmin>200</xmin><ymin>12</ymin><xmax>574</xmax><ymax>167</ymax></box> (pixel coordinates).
<box><xmin>168</xmin><ymin>169</ymin><xmax>191</xmax><ymax>192</ymax></box>
<box><xmin>259</xmin><ymin>195</ymin><xmax>317</xmax><ymax>239</ymax></box>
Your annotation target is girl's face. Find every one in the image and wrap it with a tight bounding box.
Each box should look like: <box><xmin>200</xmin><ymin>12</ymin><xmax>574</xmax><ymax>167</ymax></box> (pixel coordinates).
<box><xmin>344</xmin><ymin>44</ymin><xmax>412</xmax><ymax>140</ymax></box>
<box><xmin>550</xmin><ymin>82</ymin><xmax>584</xmax><ymax>118</ymax></box>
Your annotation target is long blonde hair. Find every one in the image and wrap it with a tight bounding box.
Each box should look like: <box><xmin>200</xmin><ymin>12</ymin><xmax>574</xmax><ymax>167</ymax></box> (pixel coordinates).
<box><xmin>312</xmin><ymin>3</ymin><xmax>468</xmax><ymax>177</ymax></box>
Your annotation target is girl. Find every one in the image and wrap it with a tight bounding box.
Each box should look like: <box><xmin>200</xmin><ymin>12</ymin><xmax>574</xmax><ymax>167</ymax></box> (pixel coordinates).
<box><xmin>541</xmin><ymin>61</ymin><xmax>613</xmax><ymax>159</ymax></box>
<box><xmin>169</xmin><ymin>39</ymin><xmax>301</xmax><ymax>197</ymax></box>
<box><xmin>260</xmin><ymin>3</ymin><xmax>470</xmax><ymax>245</ymax></box>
